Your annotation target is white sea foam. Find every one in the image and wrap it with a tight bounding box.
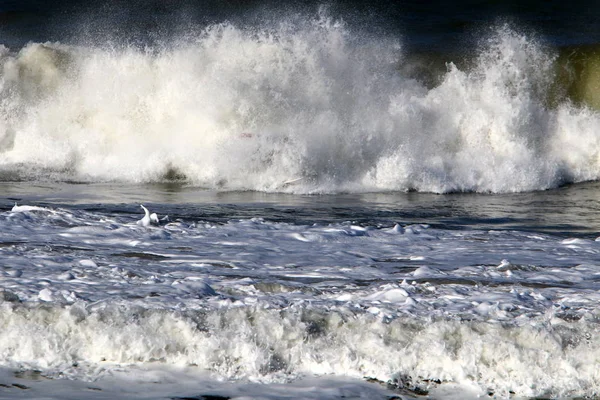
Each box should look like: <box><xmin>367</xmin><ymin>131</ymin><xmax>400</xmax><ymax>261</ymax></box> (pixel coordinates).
<box><xmin>0</xmin><ymin>18</ymin><xmax>599</xmax><ymax>193</ymax></box>
<box><xmin>1</xmin><ymin>204</ymin><xmax>600</xmax><ymax>397</ymax></box>
<box><xmin>0</xmin><ymin>300</ymin><xmax>598</xmax><ymax>398</ymax></box>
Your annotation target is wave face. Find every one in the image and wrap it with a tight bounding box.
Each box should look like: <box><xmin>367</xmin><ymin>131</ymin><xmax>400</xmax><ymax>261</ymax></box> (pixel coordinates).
<box><xmin>1</xmin><ymin>14</ymin><xmax>600</xmax><ymax>193</ymax></box>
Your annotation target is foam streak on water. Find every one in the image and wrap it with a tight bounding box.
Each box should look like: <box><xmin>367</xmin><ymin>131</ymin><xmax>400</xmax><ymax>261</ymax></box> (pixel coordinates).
<box><xmin>0</xmin><ymin>198</ymin><xmax>600</xmax><ymax>398</ymax></box>
<box><xmin>0</xmin><ymin>16</ymin><xmax>599</xmax><ymax>193</ymax></box>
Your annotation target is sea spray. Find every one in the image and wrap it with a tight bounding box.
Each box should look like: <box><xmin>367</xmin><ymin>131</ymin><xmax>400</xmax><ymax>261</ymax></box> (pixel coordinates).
<box><xmin>0</xmin><ymin>16</ymin><xmax>599</xmax><ymax>193</ymax></box>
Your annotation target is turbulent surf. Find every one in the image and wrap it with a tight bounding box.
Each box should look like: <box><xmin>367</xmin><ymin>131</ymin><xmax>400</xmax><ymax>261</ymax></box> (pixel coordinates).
<box><xmin>2</xmin><ymin>2</ymin><xmax>600</xmax><ymax>399</ymax></box>
<box><xmin>0</xmin><ymin>13</ymin><xmax>599</xmax><ymax>193</ymax></box>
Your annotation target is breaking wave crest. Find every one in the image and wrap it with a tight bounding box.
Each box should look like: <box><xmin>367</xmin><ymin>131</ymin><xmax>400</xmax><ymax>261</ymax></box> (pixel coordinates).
<box><xmin>0</xmin><ymin>14</ymin><xmax>599</xmax><ymax>193</ymax></box>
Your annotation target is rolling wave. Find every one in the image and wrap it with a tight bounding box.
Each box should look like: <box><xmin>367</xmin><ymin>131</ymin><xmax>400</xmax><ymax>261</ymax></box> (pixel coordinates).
<box><xmin>0</xmin><ymin>14</ymin><xmax>599</xmax><ymax>193</ymax></box>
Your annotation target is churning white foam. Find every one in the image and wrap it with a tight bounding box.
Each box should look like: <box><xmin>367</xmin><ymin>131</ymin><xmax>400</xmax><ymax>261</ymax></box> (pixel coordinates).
<box><xmin>2</xmin><ymin>203</ymin><xmax>600</xmax><ymax>397</ymax></box>
<box><xmin>0</xmin><ymin>301</ymin><xmax>598</xmax><ymax>398</ymax></box>
<box><xmin>0</xmin><ymin>17</ymin><xmax>599</xmax><ymax>193</ymax></box>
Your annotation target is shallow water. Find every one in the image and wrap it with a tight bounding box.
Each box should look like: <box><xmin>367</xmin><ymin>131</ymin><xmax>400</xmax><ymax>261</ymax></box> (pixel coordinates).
<box><xmin>0</xmin><ymin>182</ymin><xmax>600</xmax><ymax>398</ymax></box>
<box><xmin>4</xmin><ymin>181</ymin><xmax>600</xmax><ymax>235</ymax></box>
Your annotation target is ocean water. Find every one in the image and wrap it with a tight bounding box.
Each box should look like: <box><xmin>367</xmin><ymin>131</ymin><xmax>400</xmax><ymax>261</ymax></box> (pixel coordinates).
<box><xmin>1</xmin><ymin>1</ymin><xmax>600</xmax><ymax>399</ymax></box>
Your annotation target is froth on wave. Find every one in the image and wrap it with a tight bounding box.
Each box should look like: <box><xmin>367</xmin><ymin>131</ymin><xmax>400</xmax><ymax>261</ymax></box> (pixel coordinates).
<box><xmin>0</xmin><ymin>300</ymin><xmax>598</xmax><ymax>398</ymax></box>
<box><xmin>0</xmin><ymin>15</ymin><xmax>599</xmax><ymax>194</ymax></box>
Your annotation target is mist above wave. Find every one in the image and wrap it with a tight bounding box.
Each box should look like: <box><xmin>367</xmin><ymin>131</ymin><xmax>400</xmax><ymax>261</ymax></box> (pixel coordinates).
<box><xmin>0</xmin><ymin>13</ymin><xmax>599</xmax><ymax>193</ymax></box>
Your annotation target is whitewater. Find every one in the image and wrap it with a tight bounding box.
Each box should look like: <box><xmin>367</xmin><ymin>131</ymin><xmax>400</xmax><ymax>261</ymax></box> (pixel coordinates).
<box><xmin>1</xmin><ymin>185</ymin><xmax>600</xmax><ymax>399</ymax></box>
<box><xmin>0</xmin><ymin>14</ymin><xmax>599</xmax><ymax>193</ymax></box>
<box><xmin>1</xmin><ymin>4</ymin><xmax>600</xmax><ymax>399</ymax></box>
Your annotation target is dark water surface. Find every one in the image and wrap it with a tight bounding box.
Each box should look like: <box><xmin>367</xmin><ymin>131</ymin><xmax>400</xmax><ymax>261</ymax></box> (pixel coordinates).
<box><xmin>2</xmin><ymin>181</ymin><xmax>600</xmax><ymax>237</ymax></box>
